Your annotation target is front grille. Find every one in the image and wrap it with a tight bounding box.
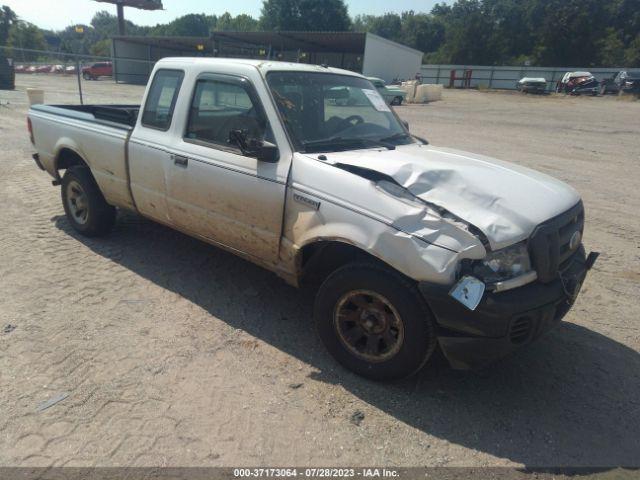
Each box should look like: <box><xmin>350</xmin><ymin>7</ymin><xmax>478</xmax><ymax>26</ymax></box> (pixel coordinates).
<box><xmin>529</xmin><ymin>202</ymin><xmax>584</xmax><ymax>283</ymax></box>
<box><xmin>510</xmin><ymin>316</ymin><xmax>533</xmax><ymax>344</ymax></box>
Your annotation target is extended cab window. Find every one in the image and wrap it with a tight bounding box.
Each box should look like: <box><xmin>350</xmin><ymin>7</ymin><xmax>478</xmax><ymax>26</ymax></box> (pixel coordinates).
<box><xmin>185</xmin><ymin>78</ymin><xmax>269</xmax><ymax>151</ymax></box>
<box><xmin>141</xmin><ymin>69</ymin><xmax>184</xmax><ymax>130</ymax></box>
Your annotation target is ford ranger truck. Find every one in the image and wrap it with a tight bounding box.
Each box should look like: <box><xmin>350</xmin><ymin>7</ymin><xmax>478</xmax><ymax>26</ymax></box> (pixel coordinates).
<box><xmin>28</xmin><ymin>58</ymin><xmax>598</xmax><ymax>380</ymax></box>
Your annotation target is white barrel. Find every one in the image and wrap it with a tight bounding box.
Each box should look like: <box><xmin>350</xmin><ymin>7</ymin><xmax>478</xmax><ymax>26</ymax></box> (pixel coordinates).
<box><xmin>415</xmin><ymin>84</ymin><xmax>443</xmax><ymax>103</ymax></box>
<box><xmin>26</xmin><ymin>88</ymin><xmax>45</xmax><ymax>105</ymax></box>
<box><xmin>401</xmin><ymin>80</ymin><xmax>418</xmax><ymax>103</ymax></box>
<box><xmin>425</xmin><ymin>84</ymin><xmax>443</xmax><ymax>101</ymax></box>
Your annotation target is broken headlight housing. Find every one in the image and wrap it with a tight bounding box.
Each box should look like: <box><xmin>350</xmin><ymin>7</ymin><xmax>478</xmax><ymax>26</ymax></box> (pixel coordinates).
<box><xmin>473</xmin><ymin>241</ymin><xmax>533</xmax><ymax>284</ymax></box>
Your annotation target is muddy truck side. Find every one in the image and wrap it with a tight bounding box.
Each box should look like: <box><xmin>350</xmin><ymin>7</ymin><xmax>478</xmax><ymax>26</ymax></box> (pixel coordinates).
<box><xmin>28</xmin><ymin>57</ymin><xmax>598</xmax><ymax>380</ymax></box>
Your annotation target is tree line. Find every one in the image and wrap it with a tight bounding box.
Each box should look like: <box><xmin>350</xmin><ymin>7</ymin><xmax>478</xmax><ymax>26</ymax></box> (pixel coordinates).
<box><xmin>2</xmin><ymin>0</ymin><xmax>639</xmax><ymax>67</ymax></box>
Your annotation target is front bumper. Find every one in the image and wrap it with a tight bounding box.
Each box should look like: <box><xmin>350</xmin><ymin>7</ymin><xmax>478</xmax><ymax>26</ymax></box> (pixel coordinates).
<box><xmin>419</xmin><ymin>247</ymin><xmax>594</xmax><ymax>370</ymax></box>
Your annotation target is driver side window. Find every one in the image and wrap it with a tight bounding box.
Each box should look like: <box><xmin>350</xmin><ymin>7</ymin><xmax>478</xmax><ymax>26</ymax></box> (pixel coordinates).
<box><xmin>185</xmin><ymin>78</ymin><xmax>269</xmax><ymax>152</ymax></box>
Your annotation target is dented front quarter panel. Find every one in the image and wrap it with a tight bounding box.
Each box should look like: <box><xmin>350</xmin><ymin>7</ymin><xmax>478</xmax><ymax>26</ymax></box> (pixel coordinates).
<box><xmin>284</xmin><ymin>152</ymin><xmax>487</xmax><ymax>285</ymax></box>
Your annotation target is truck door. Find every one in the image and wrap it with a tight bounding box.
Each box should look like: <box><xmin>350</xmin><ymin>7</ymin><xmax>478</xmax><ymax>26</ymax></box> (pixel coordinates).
<box><xmin>163</xmin><ymin>73</ymin><xmax>289</xmax><ymax>263</ymax></box>
<box><xmin>128</xmin><ymin>69</ymin><xmax>184</xmax><ymax>224</ymax></box>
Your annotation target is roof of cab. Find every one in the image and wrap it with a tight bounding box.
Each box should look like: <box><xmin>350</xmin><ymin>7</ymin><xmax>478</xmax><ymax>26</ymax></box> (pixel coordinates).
<box><xmin>156</xmin><ymin>57</ymin><xmax>363</xmax><ymax>78</ymax></box>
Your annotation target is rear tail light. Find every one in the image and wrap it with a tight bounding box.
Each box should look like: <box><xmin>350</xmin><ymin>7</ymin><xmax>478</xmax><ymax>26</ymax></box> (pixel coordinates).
<box><xmin>27</xmin><ymin>117</ymin><xmax>35</xmax><ymax>145</ymax></box>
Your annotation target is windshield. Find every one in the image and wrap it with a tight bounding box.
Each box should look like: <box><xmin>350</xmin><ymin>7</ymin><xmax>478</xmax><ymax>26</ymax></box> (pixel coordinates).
<box><xmin>266</xmin><ymin>72</ymin><xmax>415</xmax><ymax>153</ymax></box>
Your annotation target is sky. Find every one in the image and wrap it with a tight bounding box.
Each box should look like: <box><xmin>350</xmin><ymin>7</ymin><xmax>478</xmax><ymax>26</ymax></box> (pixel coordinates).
<box><xmin>3</xmin><ymin>0</ymin><xmax>445</xmax><ymax>31</ymax></box>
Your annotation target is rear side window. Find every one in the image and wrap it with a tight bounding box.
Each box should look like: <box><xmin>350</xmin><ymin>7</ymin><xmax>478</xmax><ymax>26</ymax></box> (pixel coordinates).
<box><xmin>142</xmin><ymin>69</ymin><xmax>184</xmax><ymax>130</ymax></box>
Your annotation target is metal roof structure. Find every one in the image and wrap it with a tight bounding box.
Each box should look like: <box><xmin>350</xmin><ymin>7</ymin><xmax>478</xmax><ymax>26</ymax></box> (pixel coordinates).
<box><xmin>111</xmin><ymin>32</ymin><xmax>369</xmax><ymax>54</ymax></box>
<box><xmin>112</xmin><ymin>35</ymin><xmax>211</xmax><ymax>50</ymax></box>
<box><xmin>210</xmin><ymin>31</ymin><xmax>367</xmax><ymax>54</ymax></box>
<box><xmin>94</xmin><ymin>0</ymin><xmax>163</xmax><ymax>35</ymax></box>
<box><xmin>94</xmin><ymin>0</ymin><xmax>163</xmax><ymax>10</ymax></box>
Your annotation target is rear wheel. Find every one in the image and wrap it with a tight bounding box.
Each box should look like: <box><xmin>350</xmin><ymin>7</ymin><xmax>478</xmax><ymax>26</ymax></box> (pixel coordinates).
<box><xmin>314</xmin><ymin>263</ymin><xmax>437</xmax><ymax>381</ymax></box>
<box><xmin>392</xmin><ymin>96</ymin><xmax>403</xmax><ymax>106</ymax></box>
<box><xmin>61</xmin><ymin>166</ymin><xmax>116</xmax><ymax>237</ymax></box>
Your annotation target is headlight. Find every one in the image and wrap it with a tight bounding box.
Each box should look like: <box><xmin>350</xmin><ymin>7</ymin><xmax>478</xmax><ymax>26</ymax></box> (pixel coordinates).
<box><xmin>473</xmin><ymin>242</ymin><xmax>532</xmax><ymax>283</ymax></box>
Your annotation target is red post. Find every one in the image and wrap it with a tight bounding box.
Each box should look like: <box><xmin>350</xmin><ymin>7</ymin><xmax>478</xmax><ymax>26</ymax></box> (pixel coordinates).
<box><xmin>464</xmin><ymin>69</ymin><xmax>473</xmax><ymax>88</ymax></box>
<box><xmin>449</xmin><ymin>69</ymin><xmax>456</xmax><ymax>88</ymax></box>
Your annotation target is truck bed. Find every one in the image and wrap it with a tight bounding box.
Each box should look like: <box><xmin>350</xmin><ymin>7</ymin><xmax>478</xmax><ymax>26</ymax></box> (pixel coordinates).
<box><xmin>29</xmin><ymin>103</ymin><xmax>138</xmax><ymax>210</ymax></box>
<box><xmin>32</xmin><ymin>104</ymin><xmax>140</xmax><ymax>129</ymax></box>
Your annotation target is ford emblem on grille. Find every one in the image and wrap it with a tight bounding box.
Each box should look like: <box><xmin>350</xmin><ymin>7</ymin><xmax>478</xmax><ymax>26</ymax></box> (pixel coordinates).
<box><xmin>569</xmin><ymin>230</ymin><xmax>582</xmax><ymax>250</ymax></box>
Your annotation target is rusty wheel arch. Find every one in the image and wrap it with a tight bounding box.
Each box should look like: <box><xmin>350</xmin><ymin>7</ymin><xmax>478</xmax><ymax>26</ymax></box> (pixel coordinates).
<box><xmin>299</xmin><ymin>240</ymin><xmax>399</xmax><ymax>288</ymax></box>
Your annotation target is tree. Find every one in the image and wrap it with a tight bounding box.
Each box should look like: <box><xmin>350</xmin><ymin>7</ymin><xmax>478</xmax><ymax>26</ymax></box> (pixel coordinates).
<box><xmin>531</xmin><ymin>0</ymin><xmax>608</xmax><ymax>66</ymax></box>
<box><xmin>624</xmin><ymin>35</ymin><xmax>640</xmax><ymax>66</ymax></box>
<box><xmin>1</xmin><ymin>5</ymin><xmax>17</xmax><ymax>46</ymax></box>
<box><xmin>597</xmin><ymin>28</ymin><xmax>626</xmax><ymax>67</ymax></box>
<box><xmin>367</xmin><ymin>13</ymin><xmax>403</xmax><ymax>43</ymax></box>
<box><xmin>91</xmin><ymin>10</ymin><xmax>145</xmax><ymax>37</ymax></box>
<box><xmin>433</xmin><ymin>0</ymin><xmax>496</xmax><ymax>64</ymax></box>
<box><xmin>58</xmin><ymin>24</ymin><xmax>100</xmax><ymax>56</ymax></box>
<box><xmin>149</xmin><ymin>13</ymin><xmax>212</xmax><ymax>36</ymax></box>
<box><xmin>90</xmin><ymin>38</ymin><xmax>111</xmax><ymax>57</ymax></box>
<box><xmin>260</xmin><ymin>0</ymin><xmax>351</xmax><ymax>31</ymax></box>
<box><xmin>400</xmin><ymin>11</ymin><xmax>445</xmax><ymax>54</ymax></box>
<box><xmin>215</xmin><ymin>13</ymin><xmax>259</xmax><ymax>32</ymax></box>
<box><xmin>8</xmin><ymin>20</ymin><xmax>46</xmax><ymax>60</ymax></box>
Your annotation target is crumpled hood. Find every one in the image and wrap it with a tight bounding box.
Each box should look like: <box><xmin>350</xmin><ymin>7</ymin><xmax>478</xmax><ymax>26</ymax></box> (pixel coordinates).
<box><xmin>318</xmin><ymin>144</ymin><xmax>581</xmax><ymax>250</ymax></box>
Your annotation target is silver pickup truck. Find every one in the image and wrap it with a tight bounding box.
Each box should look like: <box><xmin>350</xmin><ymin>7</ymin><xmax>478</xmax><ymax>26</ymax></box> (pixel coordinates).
<box><xmin>28</xmin><ymin>58</ymin><xmax>598</xmax><ymax>380</ymax></box>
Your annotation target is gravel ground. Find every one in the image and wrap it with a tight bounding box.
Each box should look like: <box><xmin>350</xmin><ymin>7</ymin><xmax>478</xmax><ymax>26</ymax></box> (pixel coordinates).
<box><xmin>0</xmin><ymin>75</ymin><xmax>639</xmax><ymax>468</ymax></box>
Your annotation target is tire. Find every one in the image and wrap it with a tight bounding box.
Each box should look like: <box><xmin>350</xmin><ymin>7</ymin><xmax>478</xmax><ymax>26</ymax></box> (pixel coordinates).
<box><xmin>393</xmin><ymin>96</ymin><xmax>403</xmax><ymax>106</ymax></box>
<box><xmin>599</xmin><ymin>85</ymin><xmax>607</xmax><ymax>96</ymax></box>
<box><xmin>314</xmin><ymin>263</ymin><xmax>437</xmax><ymax>381</ymax></box>
<box><xmin>61</xmin><ymin>166</ymin><xmax>116</xmax><ymax>237</ymax></box>
<box><xmin>82</xmin><ymin>73</ymin><xmax>90</xmax><ymax>80</ymax></box>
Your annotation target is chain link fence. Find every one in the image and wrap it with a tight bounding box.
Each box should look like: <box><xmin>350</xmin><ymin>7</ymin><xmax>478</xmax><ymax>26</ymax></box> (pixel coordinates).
<box><xmin>0</xmin><ymin>45</ymin><xmax>157</xmax><ymax>104</ymax></box>
<box><xmin>420</xmin><ymin>64</ymin><xmax>627</xmax><ymax>91</ymax></box>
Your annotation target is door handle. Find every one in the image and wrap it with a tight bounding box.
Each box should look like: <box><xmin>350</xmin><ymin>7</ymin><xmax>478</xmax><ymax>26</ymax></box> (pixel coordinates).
<box><xmin>172</xmin><ymin>154</ymin><xmax>188</xmax><ymax>167</ymax></box>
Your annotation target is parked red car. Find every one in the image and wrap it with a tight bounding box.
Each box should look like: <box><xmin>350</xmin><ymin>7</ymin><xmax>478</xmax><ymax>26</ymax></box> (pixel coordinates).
<box><xmin>82</xmin><ymin>62</ymin><xmax>113</xmax><ymax>80</ymax></box>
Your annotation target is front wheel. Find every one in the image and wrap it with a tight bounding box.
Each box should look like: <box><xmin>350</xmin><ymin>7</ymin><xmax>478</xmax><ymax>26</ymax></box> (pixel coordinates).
<box><xmin>314</xmin><ymin>264</ymin><xmax>437</xmax><ymax>381</ymax></box>
<box><xmin>392</xmin><ymin>96</ymin><xmax>403</xmax><ymax>106</ymax></box>
<box><xmin>61</xmin><ymin>166</ymin><xmax>116</xmax><ymax>237</ymax></box>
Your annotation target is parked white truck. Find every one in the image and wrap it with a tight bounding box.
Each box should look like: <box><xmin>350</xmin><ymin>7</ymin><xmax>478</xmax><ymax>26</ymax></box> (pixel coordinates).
<box><xmin>28</xmin><ymin>58</ymin><xmax>598</xmax><ymax>380</ymax></box>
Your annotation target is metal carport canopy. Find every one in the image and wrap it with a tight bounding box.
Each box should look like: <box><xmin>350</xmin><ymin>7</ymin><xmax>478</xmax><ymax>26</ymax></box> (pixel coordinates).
<box><xmin>210</xmin><ymin>31</ymin><xmax>367</xmax><ymax>53</ymax></box>
<box><xmin>94</xmin><ymin>0</ymin><xmax>163</xmax><ymax>9</ymax></box>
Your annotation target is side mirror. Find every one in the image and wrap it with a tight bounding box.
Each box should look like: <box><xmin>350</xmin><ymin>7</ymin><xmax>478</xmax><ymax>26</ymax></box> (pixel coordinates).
<box><xmin>257</xmin><ymin>141</ymin><xmax>279</xmax><ymax>163</ymax></box>
<box><xmin>402</xmin><ymin>120</ymin><xmax>409</xmax><ymax>131</ymax></box>
<box><xmin>230</xmin><ymin>130</ymin><xmax>279</xmax><ymax>163</ymax></box>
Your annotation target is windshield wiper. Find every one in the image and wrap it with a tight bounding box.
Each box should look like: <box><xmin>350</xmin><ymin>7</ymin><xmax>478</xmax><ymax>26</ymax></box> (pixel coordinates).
<box><xmin>379</xmin><ymin>131</ymin><xmax>429</xmax><ymax>145</ymax></box>
<box><xmin>302</xmin><ymin>136</ymin><xmax>395</xmax><ymax>153</ymax></box>
<box><xmin>378</xmin><ymin>132</ymin><xmax>412</xmax><ymax>143</ymax></box>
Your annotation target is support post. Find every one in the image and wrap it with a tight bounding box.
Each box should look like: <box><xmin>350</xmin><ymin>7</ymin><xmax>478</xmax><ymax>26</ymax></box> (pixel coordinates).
<box><xmin>76</xmin><ymin>60</ymin><xmax>84</xmax><ymax>105</ymax></box>
<box><xmin>117</xmin><ymin>3</ymin><xmax>126</xmax><ymax>36</ymax></box>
